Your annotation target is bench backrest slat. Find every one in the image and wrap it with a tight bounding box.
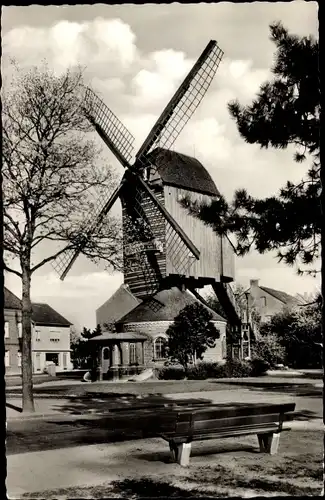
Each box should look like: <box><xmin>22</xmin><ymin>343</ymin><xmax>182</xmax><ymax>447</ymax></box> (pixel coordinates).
<box><xmin>157</xmin><ymin>402</ymin><xmax>295</xmax><ymax>436</ymax></box>
<box><xmin>175</xmin><ymin>403</ymin><xmax>295</xmax><ymax>422</ymax></box>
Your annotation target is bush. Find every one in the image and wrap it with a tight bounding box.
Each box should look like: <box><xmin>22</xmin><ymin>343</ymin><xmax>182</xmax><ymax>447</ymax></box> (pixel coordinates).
<box><xmin>251</xmin><ymin>334</ymin><xmax>286</xmax><ymax>367</ymax></box>
<box><xmin>185</xmin><ymin>360</ymin><xmax>252</xmax><ymax>379</ymax></box>
<box><xmin>157</xmin><ymin>366</ymin><xmax>185</xmax><ymax>380</ymax></box>
<box><xmin>157</xmin><ymin>357</ymin><xmax>271</xmax><ymax>380</ymax></box>
<box><xmin>250</xmin><ymin>358</ymin><xmax>270</xmax><ymax>376</ymax></box>
<box><xmin>225</xmin><ymin>358</ymin><xmax>252</xmax><ymax>378</ymax></box>
<box><xmin>187</xmin><ymin>362</ymin><xmax>222</xmax><ymax>380</ymax></box>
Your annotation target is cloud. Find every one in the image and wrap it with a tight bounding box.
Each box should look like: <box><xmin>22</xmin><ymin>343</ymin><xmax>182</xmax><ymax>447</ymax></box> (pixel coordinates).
<box><xmin>3</xmin><ymin>17</ymin><xmax>138</xmax><ymax>75</ymax></box>
<box><xmin>131</xmin><ymin>49</ymin><xmax>193</xmax><ymax>109</ymax></box>
<box><xmin>3</xmin><ymin>6</ymin><xmax>320</xmax><ymax>327</ymax></box>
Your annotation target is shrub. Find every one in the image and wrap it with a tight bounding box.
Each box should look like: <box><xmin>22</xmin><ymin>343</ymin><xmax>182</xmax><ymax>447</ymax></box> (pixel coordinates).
<box><xmin>187</xmin><ymin>362</ymin><xmax>219</xmax><ymax>380</ymax></box>
<box><xmin>187</xmin><ymin>360</ymin><xmax>252</xmax><ymax>379</ymax></box>
<box><xmin>225</xmin><ymin>358</ymin><xmax>252</xmax><ymax>378</ymax></box>
<box><xmin>157</xmin><ymin>366</ymin><xmax>185</xmax><ymax>380</ymax></box>
<box><xmin>250</xmin><ymin>358</ymin><xmax>270</xmax><ymax>376</ymax></box>
<box><xmin>251</xmin><ymin>334</ymin><xmax>286</xmax><ymax>367</ymax></box>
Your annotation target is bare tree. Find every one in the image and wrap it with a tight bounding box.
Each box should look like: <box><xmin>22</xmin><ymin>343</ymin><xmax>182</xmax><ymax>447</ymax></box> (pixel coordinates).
<box><xmin>2</xmin><ymin>62</ymin><xmax>122</xmax><ymax>412</ymax></box>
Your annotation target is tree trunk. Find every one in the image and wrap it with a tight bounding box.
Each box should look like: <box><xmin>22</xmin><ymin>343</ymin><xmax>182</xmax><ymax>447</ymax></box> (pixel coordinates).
<box><xmin>21</xmin><ymin>267</ymin><xmax>34</xmax><ymax>412</ymax></box>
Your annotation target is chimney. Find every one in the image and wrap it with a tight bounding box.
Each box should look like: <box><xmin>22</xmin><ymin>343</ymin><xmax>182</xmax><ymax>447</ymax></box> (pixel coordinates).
<box><xmin>250</xmin><ymin>279</ymin><xmax>259</xmax><ymax>299</ymax></box>
<box><xmin>250</xmin><ymin>279</ymin><xmax>259</xmax><ymax>289</ymax></box>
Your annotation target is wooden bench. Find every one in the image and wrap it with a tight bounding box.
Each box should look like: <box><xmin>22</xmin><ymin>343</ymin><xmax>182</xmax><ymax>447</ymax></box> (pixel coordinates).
<box><xmin>158</xmin><ymin>402</ymin><xmax>296</xmax><ymax>466</ymax></box>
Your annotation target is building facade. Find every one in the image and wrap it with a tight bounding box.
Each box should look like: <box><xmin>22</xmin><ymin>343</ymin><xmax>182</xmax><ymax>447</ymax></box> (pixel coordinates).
<box><xmin>247</xmin><ymin>279</ymin><xmax>306</xmax><ymax>323</ymax></box>
<box><xmin>4</xmin><ymin>287</ymin><xmax>73</xmax><ymax>375</ymax></box>
<box><xmin>4</xmin><ymin>288</ymin><xmax>23</xmax><ymax>375</ymax></box>
<box><xmin>94</xmin><ymin>286</ymin><xmax>227</xmax><ymax>379</ymax></box>
<box><xmin>31</xmin><ymin>303</ymin><xmax>73</xmax><ymax>373</ymax></box>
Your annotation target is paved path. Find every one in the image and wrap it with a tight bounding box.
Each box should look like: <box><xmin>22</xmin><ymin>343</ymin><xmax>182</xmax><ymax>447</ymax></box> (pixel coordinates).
<box><xmin>6</xmin><ymin>385</ymin><xmax>323</xmax><ymax>498</ymax></box>
<box><xmin>6</xmin><ymin>421</ymin><xmax>323</xmax><ymax>498</ymax></box>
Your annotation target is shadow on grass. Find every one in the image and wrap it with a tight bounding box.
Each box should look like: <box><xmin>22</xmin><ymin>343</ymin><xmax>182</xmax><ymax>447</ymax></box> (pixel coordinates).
<box><xmin>245</xmin><ymin>383</ymin><xmax>322</xmax><ymax>398</ymax></box>
<box><xmin>50</xmin><ymin>392</ymin><xmax>214</xmax><ymax>416</ymax></box>
<box><xmin>21</xmin><ymin>478</ymin><xmax>221</xmax><ymax>499</ymax></box>
<box><xmin>136</xmin><ymin>442</ymin><xmax>257</xmax><ymax>465</ymax></box>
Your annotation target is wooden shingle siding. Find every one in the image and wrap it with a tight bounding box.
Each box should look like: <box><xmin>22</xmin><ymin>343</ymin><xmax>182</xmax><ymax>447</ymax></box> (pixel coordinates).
<box><xmin>164</xmin><ymin>186</ymin><xmax>234</xmax><ymax>281</ymax></box>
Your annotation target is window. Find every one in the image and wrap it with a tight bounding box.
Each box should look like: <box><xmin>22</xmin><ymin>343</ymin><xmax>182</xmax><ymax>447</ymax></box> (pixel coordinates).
<box><xmin>18</xmin><ymin>322</ymin><xmax>22</xmax><ymax>338</ymax></box>
<box><xmin>17</xmin><ymin>351</ymin><xmax>22</xmax><ymax>367</ymax></box>
<box><xmin>242</xmin><ymin>342</ymin><xmax>250</xmax><ymax>359</ymax></box>
<box><xmin>50</xmin><ymin>330</ymin><xmax>60</xmax><ymax>342</ymax></box>
<box><xmin>46</xmin><ymin>352</ymin><xmax>59</xmax><ymax>366</ymax></box>
<box><xmin>35</xmin><ymin>329</ymin><xmax>41</xmax><ymax>342</ymax></box>
<box><xmin>129</xmin><ymin>343</ymin><xmax>137</xmax><ymax>365</ymax></box>
<box><xmin>35</xmin><ymin>353</ymin><xmax>41</xmax><ymax>371</ymax></box>
<box><xmin>260</xmin><ymin>296</ymin><xmax>267</xmax><ymax>307</ymax></box>
<box><xmin>5</xmin><ymin>350</ymin><xmax>10</xmax><ymax>367</ymax></box>
<box><xmin>221</xmin><ymin>336</ymin><xmax>227</xmax><ymax>359</ymax></box>
<box><xmin>154</xmin><ymin>337</ymin><xmax>167</xmax><ymax>360</ymax></box>
<box><xmin>5</xmin><ymin>322</ymin><xmax>9</xmax><ymax>338</ymax></box>
<box><xmin>63</xmin><ymin>353</ymin><xmax>67</xmax><ymax>369</ymax></box>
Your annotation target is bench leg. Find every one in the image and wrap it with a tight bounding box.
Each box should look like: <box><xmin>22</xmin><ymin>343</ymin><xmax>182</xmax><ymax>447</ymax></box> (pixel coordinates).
<box><xmin>258</xmin><ymin>432</ymin><xmax>280</xmax><ymax>455</ymax></box>
<box><xmin>169</xmin><ymin>441</ymin><xmax>192</xmax><ymax>466</ymax></box>
<box><xmin>169</xmin><ymin>441</ymin><xmax>178</xmax><ymax>462</ymax></box>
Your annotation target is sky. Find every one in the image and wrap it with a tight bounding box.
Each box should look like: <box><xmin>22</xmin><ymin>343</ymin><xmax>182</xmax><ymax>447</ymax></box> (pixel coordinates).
<box><xmin>2</xmin><ymin>2</ymin><xmax>320</xmax><ymax>330</ymax></box>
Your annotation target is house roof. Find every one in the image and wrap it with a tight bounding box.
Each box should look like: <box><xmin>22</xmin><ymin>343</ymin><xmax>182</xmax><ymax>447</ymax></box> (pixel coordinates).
<box><xmin>259</xmin><ymin>286</ymin><xmax>302</xmax><ymax>305</ymax></box>
<box><xmin>31</xmin><ymin>303</ymin><xmax>72</xmax><ymax>326</ymax></box>
<box><xmin>89</xmin><ymin>332</ymin><xmax>148</xmax><ymax>342</ymax></box>
<box><xmin>4</xmin><ymin>287</ymin><xmax>22</xmax><ymax>309</ymax></box>
<box><xmin>117</xmin><ymin>286</ymin><xmax>227</xmax><ymax>324</ymax></box>
<box><xmin>96</xmin><ymin>284</ymin><xmax>142</xmax><ymax>324</ymax></box>
<box><xmin>146</xmin><ymin>147</ymin><xmax>220</xmax><ymax>197</ymax></box>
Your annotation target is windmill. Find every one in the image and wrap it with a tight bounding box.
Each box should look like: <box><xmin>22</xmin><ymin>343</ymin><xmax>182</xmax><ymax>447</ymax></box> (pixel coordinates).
<box><xmin>52</xmin><ymin>40</ymin><xmax>242</xmax><ymax>336</ymax></box>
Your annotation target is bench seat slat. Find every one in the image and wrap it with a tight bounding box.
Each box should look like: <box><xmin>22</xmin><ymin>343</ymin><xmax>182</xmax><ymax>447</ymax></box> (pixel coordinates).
<box><xmin>161</xmin><ymin>423</ymin><xmax>286</xmax><ymax>443</ymax></box>
<box><xmin>193</xmin><ymin>411</ymin><xmax>290</xmax><ymax>429</ymax></box>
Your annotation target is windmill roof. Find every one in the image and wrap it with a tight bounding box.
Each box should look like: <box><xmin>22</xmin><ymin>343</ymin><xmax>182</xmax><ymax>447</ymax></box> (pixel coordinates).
<box><xmin>117</xmin><ymin>286</ymin><xmax>226</xmax><ymax>324</ymax></box>
<box><xmin>96</xmin><ymin>284</ymin><xmax>142</xmax><ymax>324</ymax></box>
<box><xmin>147</xmin><ymin>147</ymin><xmax>220</xmax><ymax>197</ymax></box>
<box><xmin>31</xmin><ymin>303</ymin><xmax>72</xmax><ymax>326</ymax></box>
<box><xmin>4</xmin><ymin>287</ymin><xmax>22</xmax><ymax>309</ymax></box>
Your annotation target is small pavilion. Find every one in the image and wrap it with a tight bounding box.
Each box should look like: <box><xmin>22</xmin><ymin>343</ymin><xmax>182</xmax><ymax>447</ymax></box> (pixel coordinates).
<box><xmin>89</xmin><ymin>331</ymin><xmax>148</xmax><ymax>381</ymax></box>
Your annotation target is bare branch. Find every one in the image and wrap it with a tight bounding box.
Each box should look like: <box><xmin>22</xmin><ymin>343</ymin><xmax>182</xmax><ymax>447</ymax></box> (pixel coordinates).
<box><xmin>3</xmin><ymin>264</ymin><xmax>22</xmax><ymax>278</ymax></box>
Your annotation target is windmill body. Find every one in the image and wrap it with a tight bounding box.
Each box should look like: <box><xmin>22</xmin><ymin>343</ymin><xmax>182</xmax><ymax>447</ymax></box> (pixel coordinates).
<box><xmin>121</xmin><ymin>147</ymin><xmax>235</xmax><ymax>301</ymax></box>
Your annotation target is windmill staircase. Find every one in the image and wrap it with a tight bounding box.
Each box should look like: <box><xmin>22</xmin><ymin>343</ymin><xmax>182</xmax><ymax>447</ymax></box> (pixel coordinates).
<box><xmin>212</xmin><ymin>281</ymin><xmax>251</xmax><ymax>360</ymax></box>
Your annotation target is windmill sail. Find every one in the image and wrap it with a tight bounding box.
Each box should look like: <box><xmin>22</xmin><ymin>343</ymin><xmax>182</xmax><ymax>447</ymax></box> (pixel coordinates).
<box><xmin>52</xmin><ymin>181</ymin><xmax>125</xmax><ymax>280</ymax></box>
<box><xmin>122</xmin><ymin>175</ymin><xmax>199</xmax><ymax>297</ymax></box>
<box><xmin>83</xmin><ymin>87</ymin><xmax>135</xmax><ymax>168</ymax></box>
<box><xmin>122</xmin><ymin>182</ymin><xmax>164</xmax><ymax>297</ymax></box>
<box><xmin>135</xmin><ymin>40</ymin><xmax>223</xmax><ymax>162</ymax></box>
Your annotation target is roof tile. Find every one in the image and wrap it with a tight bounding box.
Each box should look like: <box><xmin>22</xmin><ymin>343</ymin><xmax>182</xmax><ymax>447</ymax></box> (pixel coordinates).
<box><xmin>31</xmin><ymin>303</ymin><xmax>72</xmax><ymax>326</ymax></box>
<box><xmin>117</xmin><ymin>287</ymin><xmax>226</xmax><ymax>324</ymax></box>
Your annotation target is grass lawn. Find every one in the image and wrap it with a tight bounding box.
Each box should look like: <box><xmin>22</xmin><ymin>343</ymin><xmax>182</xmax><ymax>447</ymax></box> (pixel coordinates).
<box><xmin>20</xmin><ymin>429</ymin><xmax>323</xmax><ymax>498</ymax></box>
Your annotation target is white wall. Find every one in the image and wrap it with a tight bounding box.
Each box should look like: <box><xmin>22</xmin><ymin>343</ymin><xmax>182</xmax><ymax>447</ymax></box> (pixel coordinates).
<box><xmin>32</xmin><ymin>324</ymin><xmax>73</xmax><ymax>373</ymax></box>
<box><xmin>202</xmin><ymin>321</ymin><xmax>227</xmax><ymax>363</ymax></box>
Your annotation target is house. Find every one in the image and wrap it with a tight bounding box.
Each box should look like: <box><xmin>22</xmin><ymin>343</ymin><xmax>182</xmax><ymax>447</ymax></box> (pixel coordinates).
<box><xmin>247</xmin><ymin>279</ymin><xmax>306</xmax><ymax>323</ymax></box>
<box><xmin>31</xmin><ymin>303</ymin><xmax>73</xmax><ymax>373</ymax></box>
<box><xmin>92</xmin><ymin>286</ymin><xmax>227</xmax><ymax>380</ymax></box>
<box><xmin>96</xmin><ymin>284</ymin><xmax>142</xmax><ymax>330</ymax></box>
<box><xmin>4</xmin><ymin>287</ymin><xmax>23</xmax><ymax>375</ymax></box>
<box><xmin>4</xmin><ymin>287</ymin><xmax>73</xmax><ymax>374</ymax></box>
